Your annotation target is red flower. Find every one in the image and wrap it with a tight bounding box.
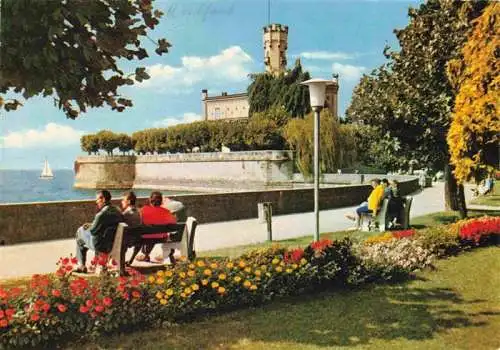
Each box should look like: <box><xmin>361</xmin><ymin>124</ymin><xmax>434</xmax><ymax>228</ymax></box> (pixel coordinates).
<box><xmin>71</xmin><ymin>257</ymin><xmax>78</xmax><ymax>265</ymax></box>
<box><xmin>0</xmin><ymin>319</ymin><xmax>8</xmax><ymax>328</ymax></box>
<box><xmin>0</xmin><ymin>289</ymin><xmax>7</xmax><ymax>299</ymax></box>
<box><xmin>103</xmin><ymin>297</ymin><xmax>113</xmax><ymax>307</ymax></box>
<box><xmin>42</xmin><ymin>303</ymin><xmax>50</xmax><ymax>312</ymax></box>
<box><xmin>95</xmin><ymin>305</ymin><xmax>104</xmax><ymax>313</ymax></box>
<box><xmin>392</xmin><ymin>229</ymin><xmax>416</xmax><ymax>239</ymax></box>
<box><xmin>85</xmin><ymin>300</ymin><xmax>94</xmax><ymax>308</ymax></box>
<box><xmin>0</xmin><ymin>310</ymin><xmax>4</xmax><ymax>319</ymax></box>
<box><xmin>4</xmin><ymin>309</ymin><xmax>14</xmax><ymax>318</ymax></box>
<box><xmin>30</xmin><ymin>313</ymin><xmax>40</xmax><ymax>322</ymax></box>
<box><xmin>79</xmin><ymin>305</ymin><xmax>89</xmax><ymax>313</ymax></box>
<box><xmin>291</xmin><ymin>248</ymin><xmax>305</xmax><ymax>263</ymax></box>
<box><xmin>132</xmin><ymin>290</ymin><xmax>141</xmax><ymax>299</ymax></box>
<box><xmin>310</xmin><ymin>239</ymin><xmax>333</xmax><ymax>252</ymax></box>
<box><xmin>52</xmin><ymin>289</ymin><xmax>61</xmax><ymax>297</ymax></box>
<box><xmin>62</xmin><ymin>258</ymin><xmax>70</xmax><ymax>265</ymax></box>
<box><xmin>57</xmin><ymin>304</ymin><xmax>67</xmax><ymax>313</ymax></box>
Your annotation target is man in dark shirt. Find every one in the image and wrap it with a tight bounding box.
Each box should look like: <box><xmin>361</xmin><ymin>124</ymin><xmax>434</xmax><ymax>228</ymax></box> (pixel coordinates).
<box><xmin>75</xmin><ymin>190</ymin><xmax>123</xmax><ymax>273</ymax></box>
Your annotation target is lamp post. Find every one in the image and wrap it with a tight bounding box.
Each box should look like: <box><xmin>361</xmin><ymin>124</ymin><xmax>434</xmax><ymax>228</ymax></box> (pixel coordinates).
<box><xmin>300</xmin><ymin>78</ymin><xmax>334</xmax><ymax>242</ymax></box>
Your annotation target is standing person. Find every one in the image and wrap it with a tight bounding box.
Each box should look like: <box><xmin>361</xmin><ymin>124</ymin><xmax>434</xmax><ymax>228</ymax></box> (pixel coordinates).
<box><xmin>121</xmin><ymin>191</ymin><xmax>141</xmax><ymax>227</ymax></box>
<box><xmin>75</xmin><ymin>190</ymin><xmax>123</xmax><ymax>273</ymax></box>
<box><xmin>381</xmin><ymin>178</ymin><xmax>391</xmax><ymax>199</ymax></box>
<box><xmin>345</xmin><ymin>179</ymin><xmax>385</xmax><ymax>230</ymax></box>
<box><xmin>135</xmin><ymin>191</ymin><xmax>177</xmax><ymax>263</ymax></box>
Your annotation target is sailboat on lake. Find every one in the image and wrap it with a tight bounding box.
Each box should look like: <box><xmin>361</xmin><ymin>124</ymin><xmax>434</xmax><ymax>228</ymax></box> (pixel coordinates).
<box><xmin>40</xmin><ymin>159</ymin><xmax>54</xmax><ymax>179</ymax></box>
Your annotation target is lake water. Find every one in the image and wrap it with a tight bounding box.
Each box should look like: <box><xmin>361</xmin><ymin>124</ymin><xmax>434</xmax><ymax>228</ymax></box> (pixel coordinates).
<box><xmin>0</xmin><ymin>170</ymin><xmax>191</xmax><ymax>204</ymax></box>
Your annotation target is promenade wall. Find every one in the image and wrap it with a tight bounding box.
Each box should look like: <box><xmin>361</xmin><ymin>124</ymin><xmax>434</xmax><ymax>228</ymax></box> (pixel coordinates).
<box><xmin>0</xmin><ymin>178</ymin><xmax>419</xmax><ymax>245</ymax></box>
<box><xmin>74</xmin><ymin>151</ymin><xmax>294</xmax><ymax>190</ymax></box>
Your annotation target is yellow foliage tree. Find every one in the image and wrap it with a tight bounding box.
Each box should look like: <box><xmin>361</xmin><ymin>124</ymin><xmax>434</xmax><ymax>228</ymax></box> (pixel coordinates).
<box><xmin>447</xmin><ymin>3</ymin><xmax>500</xmax><ymax>183</ymax></box>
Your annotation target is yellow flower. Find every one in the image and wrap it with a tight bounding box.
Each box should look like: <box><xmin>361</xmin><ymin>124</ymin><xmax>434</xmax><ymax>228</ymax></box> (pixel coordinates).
<box><xmin>244</xmin><ymin>267</ymin><xmax>251</xmax><ymax>273</ymax></box>
<box><xmin>272</xmin><ymin>258</ymin><xmax>280</xmax><ymax>265</ymax></box>
<box><xmin>250</xmin><ymin>285</ymin><xmax>258</xmax><ymax>291</ymax></box>
<box><xmin>239</xmin><ymin>260</ymin><xmax>246</xmax><ymax>268</ymax></box>
<box><xmin>203</xmin><ymin>269</ymin><xmax>212</xmax><ymax>276</ymax></box>
<box><xmin>243</xmin><ymin>280</ymin><xmax>251</xmax><ymax>288</ymax></box>
<box><xmin>160</xmin><ymin>298</ymin><xmax>168</xmax><ymax>305</ymax></box>
<box><xmin>179</xmin><ymin>272</ymin><xmax>186</xmax><ymax>279</ymax></box>
<box><xmin>254</xmin><ymin>270</ymin><xmax>261</xmax><ymax>276</ymax></box>
<box><xmin>188</xmin><ymin>264</ymin><xmax>195</xmax><ymax>269</ymax></box>
<box><xmin>291</xmin><ymin>263</ymin><xmax>298</xmax><ymax>269</ymax></box>
<box><xmin>196</xmin><ymin>260</ymin><xmax>205</xmax><ymax>267</ymax></box>
<box><xmin>184</xmin><ymin>287</ymin><xmax>192</xmax><ymax>295</ymax></box>
<box><xmin>260</xmin><ymin>265</ymin><xmax>267</xmax><ymax>271</ymax></box>
<box><xmin>156</xmin><ymin>270</ymin><xmax>165</xmax><ymax>277</ymax></box>
<box><xmin>165</xmin><ymin>270</ymin><xmax>173</xmax><ymax>277</ymax></box>
<box><xmin>201</xmin><ymin>279</ymin><xmax>209</xmax><ymax>286</ymax></box>
<box><xmin>155</xmin><ymin>291</ymin><xmax>164</xmax><ymax>299</ymax></box>
<box><xmin>180</xmin><ymin>281</ymin><xmax>186</xmax><ymax>286</ymax></box>
<box><xmin>156</xmin><ymin>278</ymin><xmax>165</xmax><ymax>285</ymax></box>
<box><xmin>179</xmin><ymin>256</ymin><xmax>187</xmax><ymax>262</ymax></box>
<box><xmin>300</xmin><ymin>258</ymin><xmax>307</xmax><ymax>265</ymax></box>
<box><xmin>180</xmin><ymin>292</ymin><xmax>186</xmax><ymax>298</ymax></box>
<box><xmin>191</xmin><ymin>284</ymin><xmax>200</xmax><ymax>291</ymax></box>
<box><xmin>275</xmin><ymin>266</ymin><xmax>283</xmax><ymax>273</ymax></box>
<box><xmin>217</xmin><ymin>286</ymin><xmax>226</xmax><ymax>294</ymax></box>
<box><xmin>286</xmin><ymin>268</ymin><xmax>293</xmax><ymax>274</ymax></box>
<box><xmin>233</xmin><ymin>276</ymin><xmax>242</xmax><ymax>283</ymax></box>
<box><xmin>211</xmin><ymin>281</ymin><xmax>219</xmax><ymax>289</ymax></box>
<box><xmin>279</xmin><ymin>261</ymin><xmax>285</xmax><ymax>267</ymax></box>
<box><xmin>187</xmin><ymin>270</ymin><xmax>196</xmax><ymax>277</ymax></box>
<box><xmin>166</xmin><ymin>288</ymin><xmax>174</xmax><ymax>296</ymax></box>
<box><xmin>148</xmin><ymin>276</ymin><xmax>156</xmax><ymax>283</ymax></box>
<box><xmin>210</xmin><ymin>262</ymin><xmax>218</xmax><ymax>269</ymax></box>
<box><xmin>226</xmin><ymin>262</ymin><xmax>234</xmax><ymax>269</ymax></box>
<box><xmin>218</xmin><ymin>273</ymin><xmax>227</xmax><ymax>280</ymax></box>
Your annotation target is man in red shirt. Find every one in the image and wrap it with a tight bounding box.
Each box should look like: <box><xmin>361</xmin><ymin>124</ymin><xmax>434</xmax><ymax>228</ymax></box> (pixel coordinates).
<box><xmin>135</xmin><ymin>191</ymin><xmax>177</xmax><ymax>262</ymax></box>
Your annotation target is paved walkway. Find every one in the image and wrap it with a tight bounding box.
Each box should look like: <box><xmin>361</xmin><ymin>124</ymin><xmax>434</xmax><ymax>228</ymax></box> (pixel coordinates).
<box><xmin>0</xmin><ymin>183</ymin><xmax>483</xmax><ymax>279</ymax></box>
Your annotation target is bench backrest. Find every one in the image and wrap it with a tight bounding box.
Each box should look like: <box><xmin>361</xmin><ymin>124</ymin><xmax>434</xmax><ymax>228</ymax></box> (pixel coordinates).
<box><xmin>123</xmin><ymin>223</ymin><xmax>186</xmax><ymax>242</ymax></box>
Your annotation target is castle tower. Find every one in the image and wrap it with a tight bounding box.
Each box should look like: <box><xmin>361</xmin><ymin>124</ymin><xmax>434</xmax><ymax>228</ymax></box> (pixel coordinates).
<box><xmin>263</xmin><ymin>24</ymin><xmax>288</xmax><ymax>76</ymax></box>
<box><xmin>324</xmin><ymin>81</ymin><xmax>339</xmax><ymax>118</ymax></box>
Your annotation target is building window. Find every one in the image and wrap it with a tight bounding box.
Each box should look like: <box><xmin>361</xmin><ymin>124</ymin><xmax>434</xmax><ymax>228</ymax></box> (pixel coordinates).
<box><xmin>214</xmin><ymin>108</ymin><xmax>221</xmax><ymax>119</ymax></box>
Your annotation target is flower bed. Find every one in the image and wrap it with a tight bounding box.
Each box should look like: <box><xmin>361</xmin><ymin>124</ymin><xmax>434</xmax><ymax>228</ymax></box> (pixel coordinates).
<box><xmin>0</xmin><ymin>216</ymin><xmax>498</xmax><ymax>349</ymax></box>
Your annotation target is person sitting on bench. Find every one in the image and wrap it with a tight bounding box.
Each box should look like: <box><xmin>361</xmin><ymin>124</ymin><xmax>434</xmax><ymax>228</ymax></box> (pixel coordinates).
<box><xmin>121</xmin><ymin>191</ymin><xmax>141</xmax><ymax>228</ymax></box>
<box><xmin>135</xmin><ymin>191</ymin><xmax>177</xmax><ymax>263</ymax></box>
<box><xmin>472</xmin><ymin>175</ymin><xmax>494</xmax><ymax>196</ymax></box>
<box><xmin>345</xmin><ymin>178</ymin><xmax>385</xmax><ymax>230</ymax></box>
<box><xmin>387</xmin><ymin>179</ymin><xmax>404</xmax><ymax>228</ymax></box>
<box><xmin>75</xmin><ymin>190</ymin><xmax>123</xmax><ymax>273</ymax></box>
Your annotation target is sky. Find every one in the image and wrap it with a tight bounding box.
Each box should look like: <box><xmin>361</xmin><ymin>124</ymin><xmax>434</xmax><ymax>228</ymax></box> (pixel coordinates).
<box><xmin>0</xmin><ymin>0</ymin><xmax>422</xmax><ymax>170</ymax></box>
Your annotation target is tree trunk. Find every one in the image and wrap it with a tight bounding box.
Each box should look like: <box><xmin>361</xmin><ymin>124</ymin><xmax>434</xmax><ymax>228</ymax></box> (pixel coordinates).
<box><xmin>444</xmin><ymin>163</ymin><xmax>467</xmax><ymax>218</ymax></box>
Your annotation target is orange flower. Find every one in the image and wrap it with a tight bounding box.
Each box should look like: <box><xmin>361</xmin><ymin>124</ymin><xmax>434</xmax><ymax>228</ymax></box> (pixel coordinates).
<box><xmin>0</xmin><ymin>319</ymin><xmax>8</xmax><ymax>328</ymax></box>
<box><xmin>132</xmin><ymin>290</ymin><xmax>141</xmax><ymax>298</ymax></box>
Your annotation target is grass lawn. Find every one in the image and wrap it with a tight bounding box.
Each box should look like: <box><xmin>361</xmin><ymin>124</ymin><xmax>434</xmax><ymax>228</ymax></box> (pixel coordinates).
<box><xmin>469</xmin><ymin>182</ymin><xmax>500</xmax><ymax>207</ymax></box>
<box><xmin>69</xmin><ymin>245</ymin><xmax>500</xmax><ymax>350</ymax></box>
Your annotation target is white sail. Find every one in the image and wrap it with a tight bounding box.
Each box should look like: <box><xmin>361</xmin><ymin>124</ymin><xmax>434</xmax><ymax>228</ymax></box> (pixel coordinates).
<box><xmin>40</xmin><ymin>159</ymin><xmax>54</xmax><ymax>179</ymax></box>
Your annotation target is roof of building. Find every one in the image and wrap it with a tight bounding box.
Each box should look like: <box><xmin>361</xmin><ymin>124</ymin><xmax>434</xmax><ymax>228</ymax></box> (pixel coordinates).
<box><xmin>204</xmin><ymin>92</ymin><xmax>248</xmax><ymax>101</ymax></box>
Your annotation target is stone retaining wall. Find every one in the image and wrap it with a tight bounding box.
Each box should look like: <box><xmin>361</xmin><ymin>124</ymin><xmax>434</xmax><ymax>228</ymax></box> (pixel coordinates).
<box><xmin>0</xmin><ymin>178</ymin><xmax>419</xmax><ymax>245</ymax></box>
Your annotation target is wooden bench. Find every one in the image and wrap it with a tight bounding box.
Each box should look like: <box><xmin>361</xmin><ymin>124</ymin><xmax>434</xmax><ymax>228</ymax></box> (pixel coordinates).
<box><xmin>109</xmin><ymin>217</ymin><xmax>198</xmax><ymax>276</ymax></box>
<box><xmin>360</xmin><ymin>197</ymin><xmax>413</xmax><ymax>232</ymax></box>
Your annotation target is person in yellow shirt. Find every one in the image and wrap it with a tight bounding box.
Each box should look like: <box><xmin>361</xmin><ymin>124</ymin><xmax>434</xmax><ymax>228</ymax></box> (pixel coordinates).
<box><xmin>345</xmin><ymin>178</ymin><xmax>385</xmax><ymax>230</ymax></box>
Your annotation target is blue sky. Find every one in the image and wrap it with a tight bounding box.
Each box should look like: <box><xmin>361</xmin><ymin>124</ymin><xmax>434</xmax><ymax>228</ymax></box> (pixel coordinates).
<box><xmin>0</xmin><ymin>0</ymin><xmax>421</xmax><ymax>170</ymax></box>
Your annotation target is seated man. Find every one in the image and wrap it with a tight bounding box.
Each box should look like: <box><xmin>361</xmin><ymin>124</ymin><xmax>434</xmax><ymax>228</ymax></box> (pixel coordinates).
<box><xmin>472</xmin><ymin>176</ymin><xmax>494</xmax><ymax>196</ymax></box>
<box><xmin>135</xmin><ymin>191</ymin><xmax>177</xmax><ymax>263</ymax></box>
<box><xmin>345</xmin><ymin>178</ymin><xmax>385</xmax><ymax>230</ymax></box>
<box><xmin>121</xmin><ymin>191</ymin><xmax>141</xmax><ymax>227</ymax></box>
<box><xmin>75</xmin><ymin>190</ymin><xmax>123</xmax><ymax>273</ymax></box>
<box><xmin>387</xmin><ymin>179</ymin><xmax>404</xmax><ymax>227</ymax></box>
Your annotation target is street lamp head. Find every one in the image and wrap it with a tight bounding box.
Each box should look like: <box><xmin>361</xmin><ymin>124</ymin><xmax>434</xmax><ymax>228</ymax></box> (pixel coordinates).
<box><xmin>300</xmin><ymin>78</ymin><xmax>334</xmax><ymax>108</ymax></box>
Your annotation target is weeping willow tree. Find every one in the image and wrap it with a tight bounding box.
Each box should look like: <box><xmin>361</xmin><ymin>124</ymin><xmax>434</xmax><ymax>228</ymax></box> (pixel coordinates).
<box><xmin>283</xmin><ymin>110</ymin><xmax>357</xmax><ymax>177</ymax></box>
